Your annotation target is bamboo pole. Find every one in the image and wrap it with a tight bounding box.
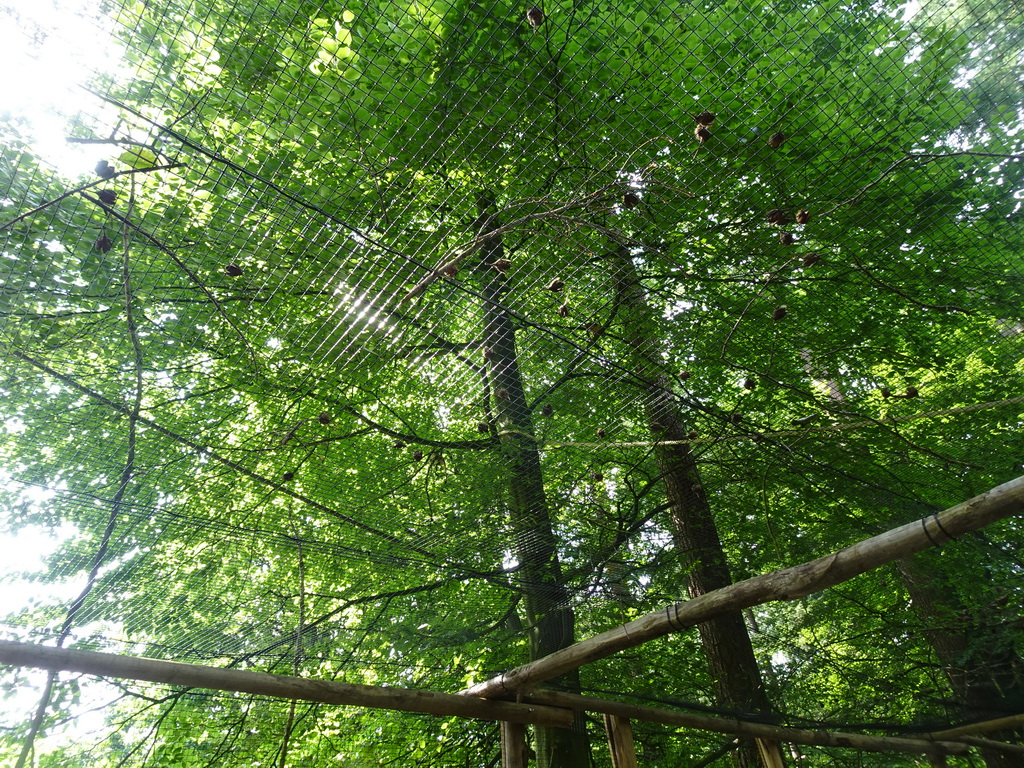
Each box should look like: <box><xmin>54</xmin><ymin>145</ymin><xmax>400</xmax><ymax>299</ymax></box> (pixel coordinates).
<box><xmin>0</xmin><ymin>641</ymin><xmax>572</xmax><ymax>728</ymax></box>
<box><xmin>501</xmin><ymin>721</ymin><xmax>529</xmax><ymax>767</ymax></box>
<box><xmin>603</xmin><ymin>714</ymin><xmax>639</xmax><ymax>768</ymax></box>
<box><xmin>461</xmin><ymin>475</ymin><xmax>1024</xmax><ymax>698</ymax></box>
<box><xmin>756</xmin><ymin>737</ymin><xmax>786</xmax><ymax>768</ymax></box>
<box><xmin>927</xmin><ymin>713</ymin><xmax>1024</xmax><ymax>739</ymax></box>
<box><xmin>951</xmin><ymin>736</ymin><xmax>1024</xmax><ymax>757</ymax></box>
<box><xmin>525</xmin><ymin>690</ymin><xmax>970</xmax><ymax>757</ymax></box>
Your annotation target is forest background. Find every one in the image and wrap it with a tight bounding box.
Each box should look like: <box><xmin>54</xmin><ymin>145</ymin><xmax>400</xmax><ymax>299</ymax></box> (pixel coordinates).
<box><xmin>0</xmin><ymin>0</ymin><xmax>1022</xmax><ymax>765</ymax></box>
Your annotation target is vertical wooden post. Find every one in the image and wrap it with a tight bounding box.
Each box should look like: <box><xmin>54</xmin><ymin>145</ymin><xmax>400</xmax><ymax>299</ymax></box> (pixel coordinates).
<box><xmin>501</xmin><ymin>721</ymin><xmax>529</xmax><ymax>768</ymax></box>
<box><xmin>756</xmin><ymin>738</ymin><xmax>786</xmax><ymax>768</ymax></box>
<box><xmin>603</xmin><ymin>714</ymin><xmax>638</xmax><ymax>768</ymax></box>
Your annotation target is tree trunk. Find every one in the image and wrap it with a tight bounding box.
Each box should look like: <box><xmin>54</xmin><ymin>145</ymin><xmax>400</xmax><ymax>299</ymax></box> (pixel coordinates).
<box><xmin>899</xmin><ymin>554</ymin><xmax>1023</xmax><ymax>768</ymax></box>
<box><xmin>477</xmin><ymin>201</ymin><xmax>591</xmax><ymax>768</ymax></box>
<box><xmin>609</xmin><ymin>245</ymin><xmax>784</xmax><ymax>768</ymax></box>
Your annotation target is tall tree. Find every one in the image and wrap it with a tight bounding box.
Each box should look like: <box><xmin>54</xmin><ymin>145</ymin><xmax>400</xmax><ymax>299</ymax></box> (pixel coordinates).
<box><xmin>609</xmin><ymin>243</ymin><xmax>785</xmax><ymax>766</ymax></box>
<box><xmin>477</xmin><ymin>195</ymin><xmax>592</xmax><ymax>767</ymax></box>
<box><xmin>1</xmin><ymin>0</ymin><xmax>1022</xmax><ymax>765</ymax></box>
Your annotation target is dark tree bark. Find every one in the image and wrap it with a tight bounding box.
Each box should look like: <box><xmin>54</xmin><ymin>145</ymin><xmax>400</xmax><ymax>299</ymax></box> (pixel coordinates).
<box><xmin>609</xmin><ymin>245</ymin><xmax>784</xmax><ymax>768</ymax></box>
<box><xmin>477</xmin><ymin>201</ymin><xmax>591</xmax><ymax>768</ymax></box>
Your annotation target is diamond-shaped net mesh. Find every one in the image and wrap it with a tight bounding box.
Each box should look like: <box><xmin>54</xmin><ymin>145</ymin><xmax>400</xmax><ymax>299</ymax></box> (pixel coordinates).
<box><xmin>0</xmin><ymin>0</ymin><xmax>1022</xmax><ymax>764</ymax></box>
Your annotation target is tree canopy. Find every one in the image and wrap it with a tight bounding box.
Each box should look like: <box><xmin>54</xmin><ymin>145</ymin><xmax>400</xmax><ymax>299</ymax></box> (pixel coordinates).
<box><xmin>0</xmin><ymin>0</ymin><xmax>1022</xmax><ymax>765</ymax></box>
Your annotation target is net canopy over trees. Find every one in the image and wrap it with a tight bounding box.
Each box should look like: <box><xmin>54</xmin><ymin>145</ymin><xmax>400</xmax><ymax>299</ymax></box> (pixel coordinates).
<box><xmin>0</xmin><ymin>0</ymin><xmax>1022</xmax><ymax>765</ymax></box>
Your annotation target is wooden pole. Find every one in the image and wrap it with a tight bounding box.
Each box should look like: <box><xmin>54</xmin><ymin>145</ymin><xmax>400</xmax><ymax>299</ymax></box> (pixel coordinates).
<box><xmin>603</xmin><ymin>714</ymin><xmax>638</xmax><ymax>768</ymax></box>
<box><xmin>950</xmin><ymin>737</ymin><xmax>1024</xmax><ymax>758</ymax></box>
<box><xmin>927</xmin><ymin>713</ymin><xmax>1024</xmax><ymax>739</ymax></box>
<box><xmin>525</xmin><ymin>690</ymin><xmax>970</xmax><ymax>757</ymax></box>
<box><xmin>756</xmin><ymin>737</ymin><xmax>786</xmax><ymax>768</ymax></box>
<box><xmin>0</xmin><ymin>641</ymin><xmax>572</xmax><ymax>728</ymax></box>
<box><xmin>501</xmin><ymin>721</ymin><xmax>530</xmax><ymax>768</ymax></box>
<box><xmin>461</xmin><ymin>475</ymin><xmax>1024</xmax><ymax>698</ymax></box>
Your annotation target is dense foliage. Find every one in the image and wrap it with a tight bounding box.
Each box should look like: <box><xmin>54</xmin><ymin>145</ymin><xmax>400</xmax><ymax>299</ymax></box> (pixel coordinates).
<box><xmin>0</xmin><ymin>0</ymin><xmax>1022</xmax><ymax>765</ymax></box>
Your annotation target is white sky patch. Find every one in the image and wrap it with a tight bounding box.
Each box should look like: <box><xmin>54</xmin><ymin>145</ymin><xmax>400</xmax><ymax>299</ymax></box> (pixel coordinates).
<box><xmin>0</xmin><ymin>0</ymin><xmax>126</xmax><ymax>176</ymax></box>
<box><xmin>0</xmin><ymin>475</ymin><xmax>79</xmax><ymax>613</ymax></box>
<box><xmin>899</xmin><ymin>0</ymin><xmax>922</xmax><ymax>22</ymax></box>
<box><xmin>0</xmin><ymin>477</ymin><xmax>128</xmax><ymax>747</ymax></box>
<box><xmin>771</xmin><ymin>650</ymin><xmax>790</xmax><ymax>668</ymax></box>
<box><xmin>0</xmin><ymin>521</ymin><xmax>84</xmax><ymax>631</ymax></box>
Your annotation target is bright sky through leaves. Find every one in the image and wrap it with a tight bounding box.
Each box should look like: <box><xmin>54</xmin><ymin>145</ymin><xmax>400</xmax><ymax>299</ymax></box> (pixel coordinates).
<box><xmin>0</xmin><ymin>0</ymin><xmax>123</xmax><ymax>176</ymax></box>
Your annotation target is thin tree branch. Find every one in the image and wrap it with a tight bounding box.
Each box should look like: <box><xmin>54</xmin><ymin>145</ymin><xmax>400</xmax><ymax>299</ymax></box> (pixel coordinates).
<box><xmin>0</xmin><ymin>163</ymin><xmax>185</xmax><ymax>232</ymax></box>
